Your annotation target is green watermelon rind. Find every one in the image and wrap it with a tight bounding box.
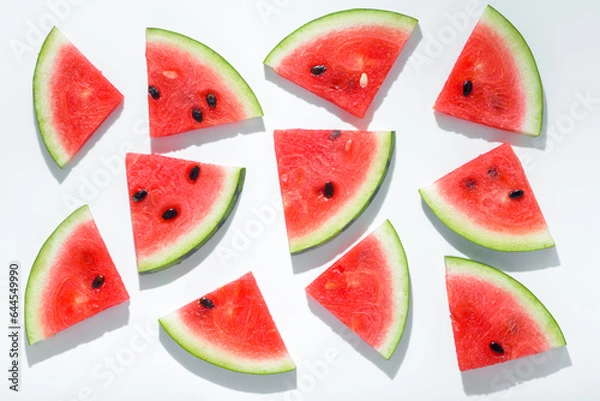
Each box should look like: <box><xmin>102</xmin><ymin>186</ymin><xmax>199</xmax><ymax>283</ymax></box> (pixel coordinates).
<box><xmin>371</xmin><ymin>220</ymin><xmax>410</xmax><ymax>359</ymax></box>
<box><xmin>419</xmin><ymin>182</ymin><xmax>555</xmax><ymax>252</ymax></box>
<box><xmin>146</xmin><ymin>28</ymin><xmax>263</xmax><ymax>120</ymax></box>
<box><xmin>445</xmin><ymin>256</ymin><xmax>566</xmax><ymax>351</ymax></box>
<box><xmin>478</xmin><ymin>5</ymin><xmax>543</xmax><ymax>137</ymax></box>
<box><xmin>137</xmin><ymin>167</ymin><xmax>246</xmax><ymax>274</ymax></box>
<box><xmin>263</xmin><ymin>8</ymin><xmax>418</xmax><ymax>68</ymax></box>
<box><xmin>288</xmin><ymin>131</ymin><xmax>395</xmax><ymax>254</ymax></box>
<box><xmin>25</xmin><ymin>205</ymin><xmax>92</xmax><ymax>345</ymax></box>
<box><xmin>33</xmin><ymin>27</ymin><xmax>73</xmax><ymax>168</ymax></box>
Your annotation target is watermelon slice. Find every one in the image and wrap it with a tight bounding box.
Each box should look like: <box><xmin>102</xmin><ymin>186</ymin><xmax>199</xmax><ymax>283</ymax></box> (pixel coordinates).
<box><xmin>264</xmin><ymin>9</ymin><xmax>418</xmax><ymax>118</ymax></box>
<box><xmin>126</xmin><ymin>153</ymin><xmax>245</xmax><ymax>273</ymax></box>
<box><xmin>159</xmin><ymin>272</ymin><xmax>295</xmax><ymax>374</ymax></box>
<box><xmin>25</xmin><ymin>205</ymin><xmax>129</xmax><ymax>345</ymax></box>
<box><xmin>273</xmin><ymin>129</ymin><xmax>394</xmax><ymax>254</ymax></box>
<box><xmin>434</xmin><ymin>5</ymin><xmax>543</xmax><ymax>136</ymax></box>
<box><xmin>33</xmin><ymin>27</ymin><xmax>124</xmax><ymax>168</ymax></box>
<box><xmin>419</xmin><ymin>143</ymin><xmax>554</xmax><ymax>252</ymax></box>
<box><xmin>445</xmin><ymin>256</ymin><xmax>566</xmax><ymax>371</ymax></box>
<box><xmin>146</xmin><ymin>28</ymin><xmax>263</xmax><ymax>137</ymax></box>
<box><xmin>306</xmin><ymin>220</ymin><xmax>409</xmax><ymax>359</ymax></box>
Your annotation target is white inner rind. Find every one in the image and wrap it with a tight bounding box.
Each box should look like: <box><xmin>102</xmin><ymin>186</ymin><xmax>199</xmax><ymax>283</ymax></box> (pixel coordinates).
<box><xmin>146</xmin><ymin>28</ymin><xmax>263</xmax><ymax>119</ymax></box>
<box><xmin>372</xmin><ymin>220</ymin><xmax>410</xmax><ymax>359</ymax></box>
<box><xmin>25</xmin><ymin>205</ymin><xmax>92</xmax><ymax>344</ymax></box>
<box><xmin>445</xmin><ymin>256</ymin><xmax>566</xmax><ymax>348</ymax></box>
<box><xmin>137</xmin><ymin>167</ymin><xmax>244</xmax><ymax>273</ymax></box>
<box><xmin>264</xmin><ymin>8</ymin><xmax>418</xmax><ymax>68</ymax></box>
<box><xmin>479</xmin><ymin>6</ymin><xmax>543</xmax><ymax>137</ymax></box>
<box><xmin>33</xmin><ymin>27</ymin><xmax>71</xmax><ymax>167</ymax></box>
<box><xmin>289</xmin><ymin>131</ymin><xmax>394</xmax><ymax>254</ymax></box>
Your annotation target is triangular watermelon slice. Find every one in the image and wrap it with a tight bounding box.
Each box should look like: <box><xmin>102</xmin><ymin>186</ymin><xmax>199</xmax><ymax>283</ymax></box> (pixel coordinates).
<box><xmin>445</xmin><ymin>256</ymin><xmax>566</xmax><ymax>371</ymax></box>
<box><xmin>146</xmin><ymin>28</ymin><xmax>263</xmax><ymax>137</ymax></box>
<box><xmin>126</xmin><ymin>153</ymin><xmax>245</xmax><ymax>273</ymax></box>
<box><xmin>434</xmin><ymin>5</ymin><xmax>543</xmax><ymax>136</ymax></box>
<box><xmin>306</xmin><ymin>220</ymin><xmax>409</xmax><ymax>359</ymax></box>
<box><xmin>159</xmin><ymin>272</ymin><xmax>295</xmax><ymax>374</ymax></box>
<box><xmin>419</xmin><ymin>143</ymin><xmax>554</xmax><ymax>251</ymax></box>
<box><xmin>273</xmin><ymin>129</ymin><xmax>394</xmax><ymax>254</ymax></box>
<box><xmin>33</xmin><ymin>27</ymin><xmax>124</xmax><ymax>168</ymax></box>
<box><xmin>264</xmin><ymin>9</ymin><xmax>418</xmax><ymax>118</ymax></box>
<box><xmin>25</xmin><ymin>205</ymin><xmax>129</xmax><ymax>345</ymax></box>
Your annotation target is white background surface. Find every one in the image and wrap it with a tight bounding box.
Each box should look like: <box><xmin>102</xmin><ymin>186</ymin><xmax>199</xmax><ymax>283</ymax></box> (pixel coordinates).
<box><xmin>2</xmin><ymin>0</ymin><xmax>600</xmax><ymax>400</ymax></box>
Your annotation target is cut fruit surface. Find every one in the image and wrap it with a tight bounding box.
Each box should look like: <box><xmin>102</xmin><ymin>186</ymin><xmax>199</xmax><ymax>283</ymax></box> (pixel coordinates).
<box><xmin>34</xmin><ymin>27</ymin><xmax>123</xmax><ymax>167</ymax></box>
<box><xmin>264</xmin><ymin>9</ymin><xmax>417</xmax><ymax>118</ymax></box>
<box><xmin>434</xmin><ymin>5</ymin><xmax>543</xmax><ymax>136</ymax></box>
<box><xmin>274</xmin><ymin>129</ymin><xmax>394</xmax><ymax>253</ymax></box>
<box><xmin>445</xmin><ymin>256</ymin><xmax>566</xmax><ymax>371</ymax></box>
<box><xmin>160</xmin><ymin>272</ymin><xmax>295</xmax><ymax>374</ymax></box>
<box><xmin>25</xmin><ymin>205</ymin><xmax>129</xmax><ymax>344</ymax></box>
<box><xmin>126</xmin><ymin>153</ymin><xmax>245</xmax><ymax>273</ymax></box>
<box><xmin>419</xmin><ymin>143</ymin><xmax>553</xmax><ymax>251</ymax></box>
<box><xmin>306</xmin><ymin>220</ymin><xmax>410</xmax><ymax>359</ymax></box>
<box><xmin>146</xmin><ymin>28</ymin><xmax>263</xmax><ymax>137</ymax></box>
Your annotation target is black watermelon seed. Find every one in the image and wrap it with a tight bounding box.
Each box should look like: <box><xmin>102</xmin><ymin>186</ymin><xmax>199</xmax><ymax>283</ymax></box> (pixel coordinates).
<box><xmin>200</xmin><ymin>297</ymin><xmax>215</xmax><ymax>309</ymax></box>
<box><xmin>206</xmin><ymin>93</ymin><xmax>217</xmax><ymax>109</ymax></box>
<box><xmin>148</xmin><ymin>85</ymin><xmax>160</xmax><ymax>100</ymax></box>
<box><xmin>92</xmin><ymin>275</ymin><xmax>105</xmax><ymax>289</ymax></box>
<box><xmin>490</xmin><ymin>341</ymin><xmax>505</xmax><ymax>354</ymax></box>
<box><xmin>488</xmin><ymin>168</ymin><xmax>499</xmax><ymax>178</ymax></box>
<box><xmin>463</xmin><ymin>178</ymin><xmax>477</xmax><ymax>190</ymax></box>
<box><xmin>463</xmin><ymin>80</ymin><xmax>473</xmax><ymax>97</ymax></box>
<box><xmin>509</xmin><ymin>189</ymin><xmax>524</xmax><ymax>199</ymax></box>
<box><xmin>329</xmin><ymin>130</ymin><xmax>341</xmax><ymax>140</ymax></box>
<box><xmin>311</xmin><ymin>65</ymin><xmax>327</xmax><ymax>76</ymax></box>
<box><xmin>189</xmin><ymin>165</ymin><xmax>200</xmax><ymax>181</ymax></box>
<box><xmin>323</xmin><ymin>181</ymin><xmax>334</xmax><ymax>199</ymax></box>
<box><xmin>162</xmin><ymin>208</ymin><xmax>178</xmax><ymax>220</ymax></box>
<box><xmin>132</xmin><ymin>190</ymin><xmax>148</xmax><ymax>202</ymax></box>
<box><xmin>192</xmin><ymin>108</ymin><xmax>203</xmax><ymax>123</ymax></box>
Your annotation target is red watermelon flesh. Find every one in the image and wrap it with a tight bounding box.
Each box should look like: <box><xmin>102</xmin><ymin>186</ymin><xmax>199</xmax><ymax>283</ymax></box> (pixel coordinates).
<box><xmin>264</xmin><ymin>9</ymin><xmax>418</xmax><ymax>118</ymax></box>
<box><xmin>419</xmin><ymin>143</ymin><xmax>554</xmax><ymax>251</ymax></box>
<box><xmin>34</xmin><ymin>27</ymin><xmax>123</xmax><ymax>167</ymax></box>
<box><xmin>126</xmin><ymin>153</ymin><xmax>245</xmax><ymax>273</ymax></box>
<box><xmin>146</xmin><ymin>28</ymin><xmax>263</xmax><ymax>137</ymax></box>
<box><xmin>159</xmin><ymin>272</ymin><xmax>295</xmax><ymax>374</ymax></box>
<box><xmin>445</xmin><ymin>257</ymin><xmax>566</xmax><ymax>371</ymax></box>
<box><xmin>25</xmin><ymin>205</ymin><xmax>129</xmax><ymax>345</ymax></box>
<box><xmin>274</xmin><ymin>129</ymin><xmax>394</xmax><ymax>253</ymax></box>
<box><xmin>434</xmin><ymin>6</ymin><xmax>543</xmax><ymax>136</ymax></box>
<box><xmin>306</xmin><ymin>220</ymin><xmax>409</xmax><ymax>359</ymax></box>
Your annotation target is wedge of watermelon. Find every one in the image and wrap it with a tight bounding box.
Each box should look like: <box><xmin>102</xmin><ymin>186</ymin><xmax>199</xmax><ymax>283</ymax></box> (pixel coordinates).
<box><xmin>419</xmin><ymin>143</ymin><xmax>554</xmax><ymax>251</ymax></box>
<box><xmin>33</xmin><ymin>27</ymin><xmax>123</xmax><ymax>168</ymax></box>
<box><xmin>273</xmin><ymin>129</ymin><xmax>394</xmax><ymax>254</ymax></box>
<box><xmin>126</xmin><ymin>153</ymin><xmax>245</xmax><ymax>273</ymax></box>
<box><xmin>146</xmin><ymin>28</ymin><xmax>263</xmax><ymax>137</ymax></box>
<box><xmin>160</xmin><ymin>272</ymin><xmax>295</xmax><ymax>374</ymax></box>
<box><xmin>25</xmin><ymin>205</ymin><xmax>129</xmax><ymax>345</ymax></box>
<box><xmin>306</xmin><ymin>220</ymin><xmax>409</xmax><ymax>359</ymax></box>
<box><xmin>264</xmin><ymin>9</ymin><xmax>418</xmax><ymax>118</ymax></box>
<box><xmin>445</xmin><ymin>256</ymin><xmax>566</xmax><ymax>371</ymax></box>
<box><xmin>434</xmin><ymin>5</ymin><xmax>543</xmax><ymax>136</ymax></box>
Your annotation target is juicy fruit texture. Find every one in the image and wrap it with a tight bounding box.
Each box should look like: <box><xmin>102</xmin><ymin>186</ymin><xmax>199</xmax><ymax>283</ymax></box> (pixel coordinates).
<box><xmin>159</xmin><ymin>272</ymin><xmax>295</xmax><ymax>374</ymax></box>
<box><xmin>264</xmin><ymin>9</ymin><xmax>418</xmax><ymax>118</ymax></box>
<box><xmin>126</xmin><ymin>153</ymin><xmax>245</xmax><ymax>273</ymax></box>
<box><xmin>419</xmin><ymin>143</ymin><xmax>554</xmax><ymax>251</ymax></box>
<box><xmin>273</xmin><ymin>129</ymin><xmax>394</xmax><ymax>253</ymax></box>
<box><xmin>146</xmin><ymin>28</ymin><xmax>263</xmax><ymax>137</ymax></box>
<box><xmin>445</xmin><ymin>257</ymin><xmax>566</xmax><ymax>371</ymax></box>
<box><xmin>306</xmin><ymin>220</ymin><xmax>409</xmax><ymax>359</ymax></box>
<box><xmin>434</xmin><ymin>5</ymin><xmax>543</xmax><ymax>136</ymax></box>
<box><xmin>25</xmin><ymin>205</ymin><xmax>129</xmax><ymax>345</ymax></box>
<box><xmin>34</xmin><ymin>27</ymin><xmax>123</xmax><ymax>167</ymax></box>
